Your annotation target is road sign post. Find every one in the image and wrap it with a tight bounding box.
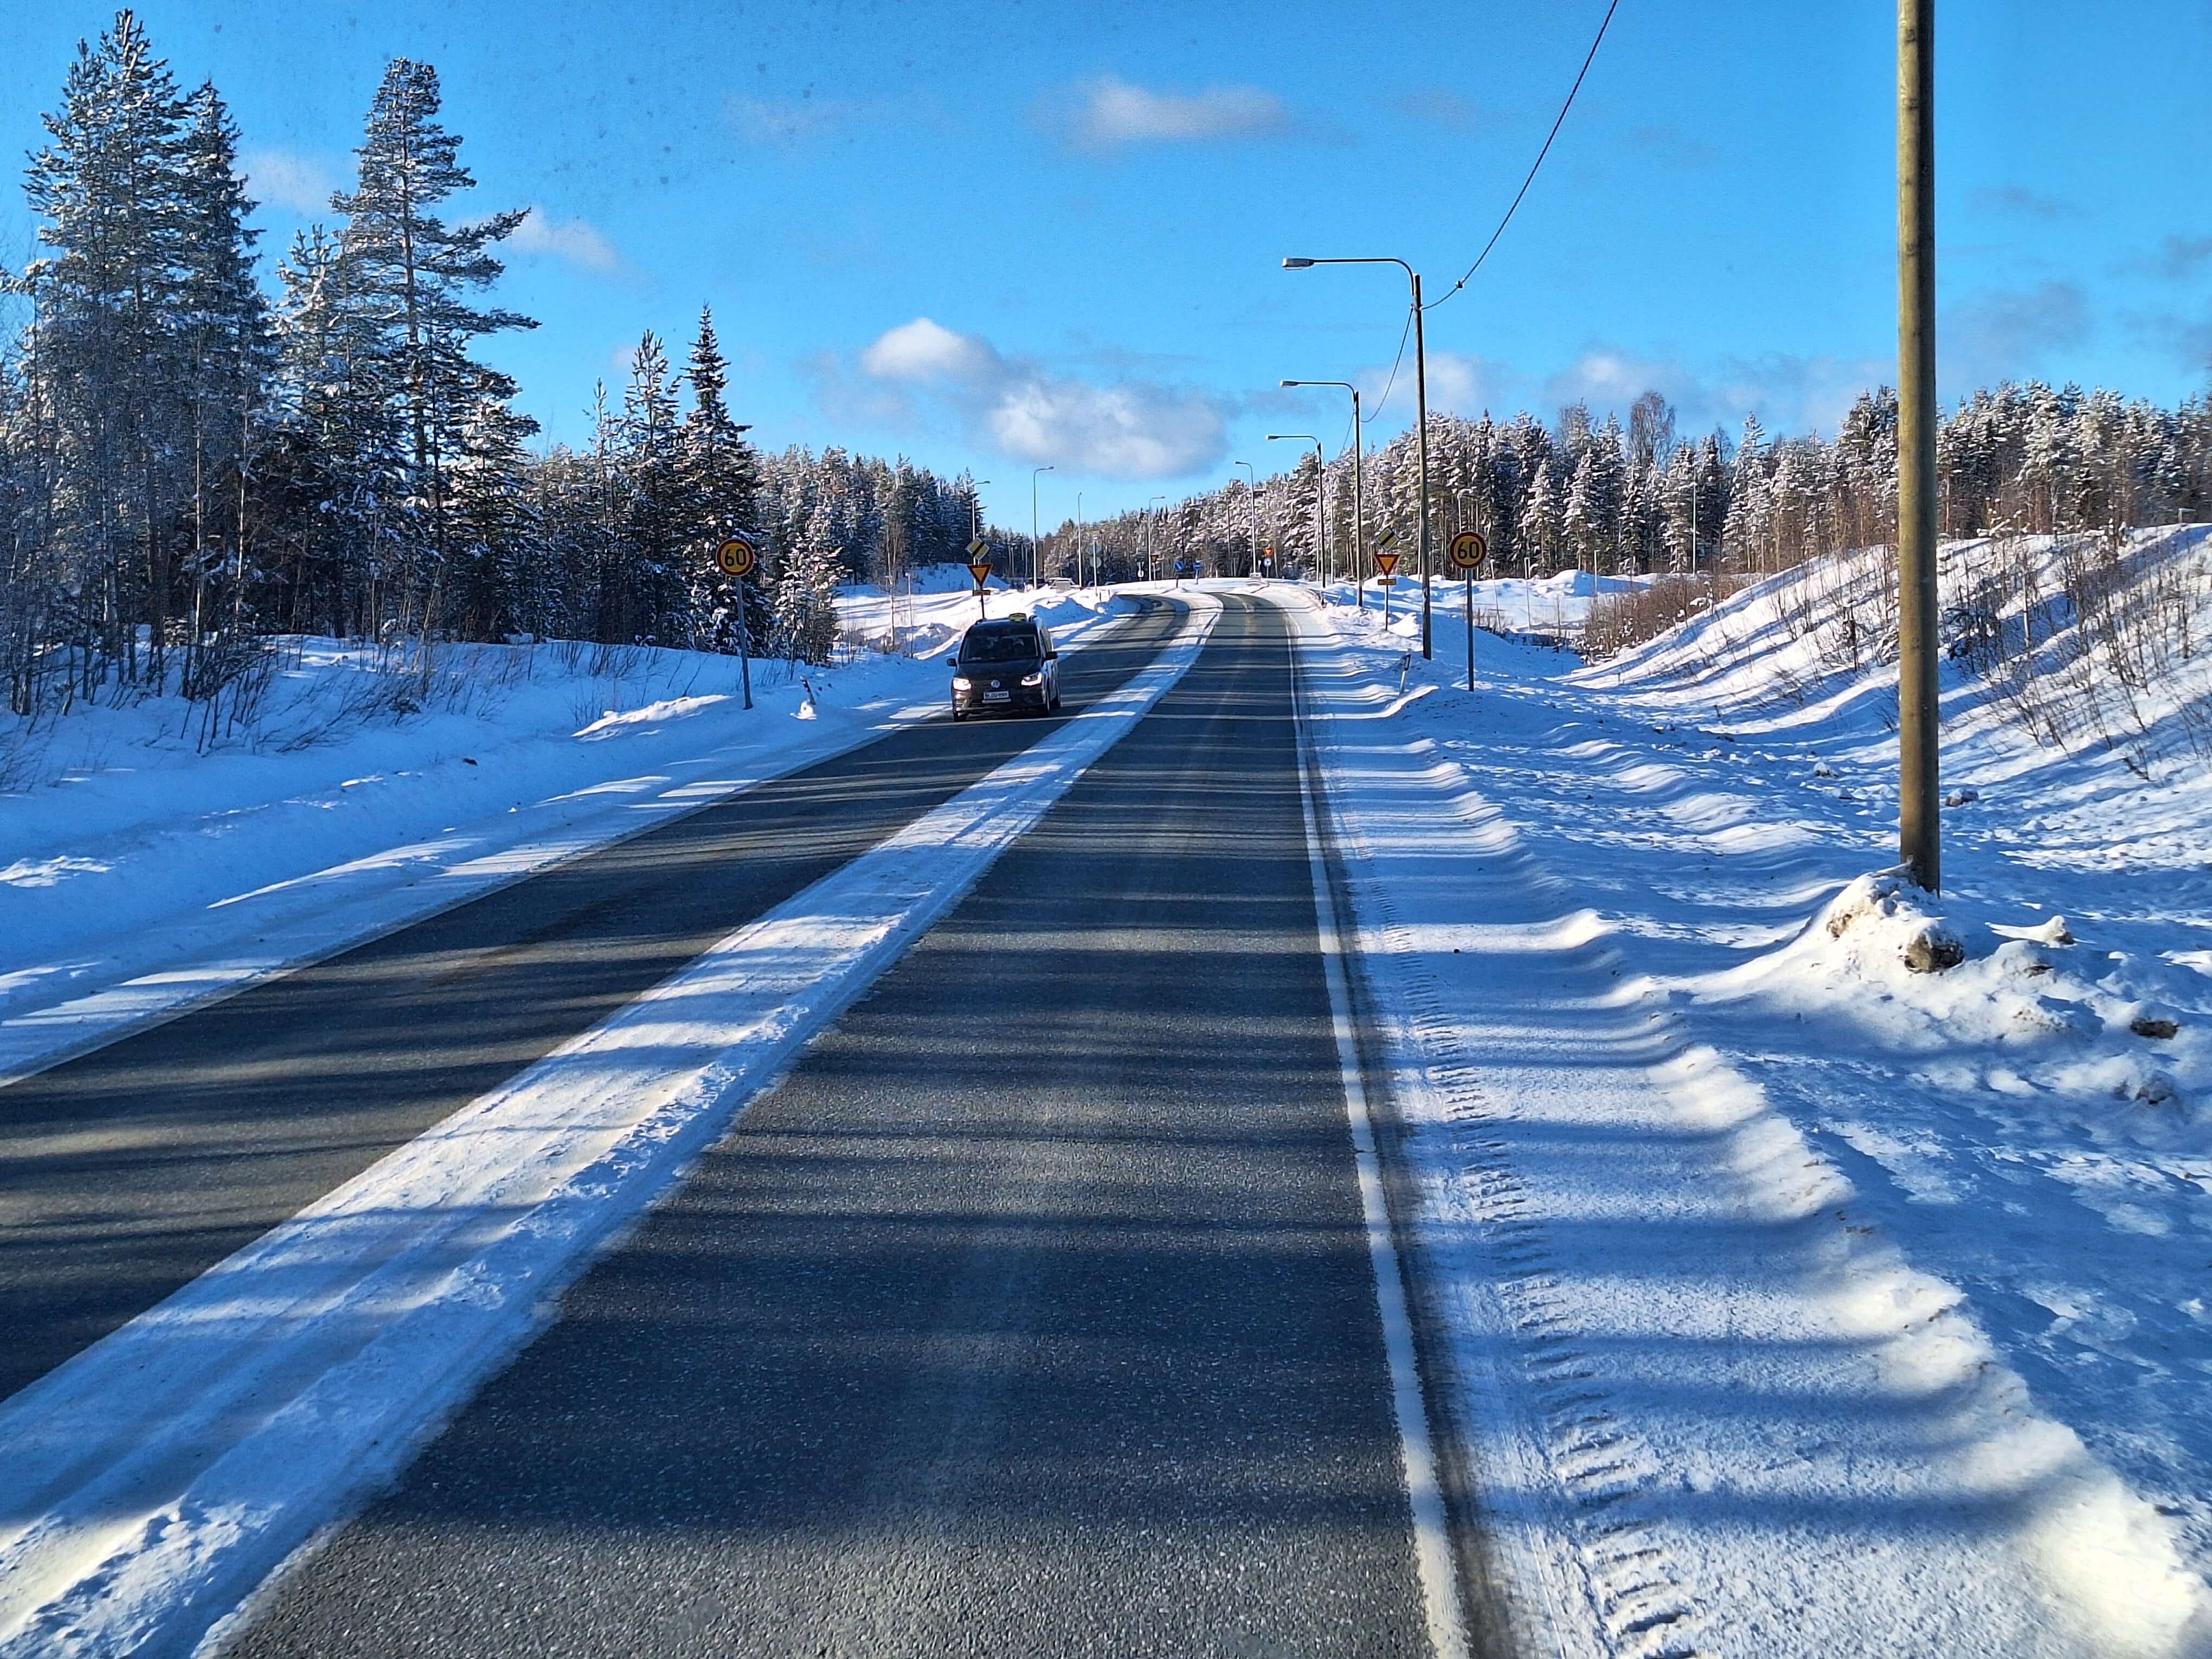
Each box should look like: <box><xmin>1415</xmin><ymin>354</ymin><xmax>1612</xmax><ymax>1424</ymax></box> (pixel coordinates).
<box><xmin>967</xmin><ymin>539</ymin><xmax>994</xmax><ymax>617</ymax></box>
<box><xmin>1375</xmin><ymin>531</ymin><xmax>1400</xmax><ymax>626</ymax></box>
<box><xmin>1449</xmin><ymin>530</ymin><xmax>1488</xmax><ymax>692</ymax></box>
<box><xmin>715</xmin><ymin>536</ymin><xmax>758</xmax><ymax>710</ymax></box>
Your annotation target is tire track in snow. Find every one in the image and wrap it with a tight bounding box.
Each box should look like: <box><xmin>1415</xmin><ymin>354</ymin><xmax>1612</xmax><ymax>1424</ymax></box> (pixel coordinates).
<box><xmin>1364</xmin><ymin>879</ymin><xmax>1708</xmax><ymax>1659</ymax></box>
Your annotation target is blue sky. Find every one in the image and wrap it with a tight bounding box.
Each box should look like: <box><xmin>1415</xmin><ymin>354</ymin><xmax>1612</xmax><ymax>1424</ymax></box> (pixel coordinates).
<box><xmin>1</xmin><ymin>0</ymin><xmax>2205</xmax><ymax>522</ymax></box>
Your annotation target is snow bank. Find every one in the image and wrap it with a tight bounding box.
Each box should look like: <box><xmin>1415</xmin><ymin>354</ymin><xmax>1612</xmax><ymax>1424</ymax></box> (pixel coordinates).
<box><xmin>1289</xmin><ymin>577</ymin><xmax>2212</xmax><ymax>1657</ymax></box>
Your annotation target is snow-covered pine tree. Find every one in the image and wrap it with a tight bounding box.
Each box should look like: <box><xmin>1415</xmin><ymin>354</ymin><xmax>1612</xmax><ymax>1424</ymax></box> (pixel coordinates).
<box><xmin>24</xmin><ymin>10</ymin><xmax>194</xmax><ymax>679</ymax></box>
<box><xmin>174</xmin><ymin>80</ymin><xmax>274</xmax><ymax>657</ymax></box>
<box><xmin>774</xmin><ymin>498</ymin><xmax>841</xmax><ymax>665</ymax></box>
<box><xmin>1521</xmin><ymin>456</ymin><xmax>1564</xmax><ymax>576</ymax></box>
<box><xmin>615</xmin><ymin>330</ymin><xmax>686</xmax><ymax>644</ymax></box>
<box><xmin>679</xmin><ymin>305</ymin><xmax>766</xmax><ymax>652</ymax></box>
<box><xmin>330</xmin><ymin>58</ymin><xmax>535</xmax><ymax>635</ymax></box>
<box><xmin>267</xmin><ymin>222</ymin><xmax>409</xmax><ymax>636</ymax></box>
<box><xmin>448</xmin><ymin>390</ymin><xmax>541</xmax><ymax>639</ymax></box>
<box><xmin>1725</xmin><ymin>414</ymin><xmax>1773</xmax><ymax>571</ymax></box>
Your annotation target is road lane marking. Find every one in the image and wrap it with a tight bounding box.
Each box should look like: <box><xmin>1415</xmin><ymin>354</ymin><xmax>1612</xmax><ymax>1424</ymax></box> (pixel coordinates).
<box><xmin>0</xmin><ymin>597</ymin><xmax>1223</xmax><ymax>1659</ymax></box>
<box><xmin>1288</xmin><ymin>606</ymin><xmax>1472</xmax><ymax>1659</ymax></box>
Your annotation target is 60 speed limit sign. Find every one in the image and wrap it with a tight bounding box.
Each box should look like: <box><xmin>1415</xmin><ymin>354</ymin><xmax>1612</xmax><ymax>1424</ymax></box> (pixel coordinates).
<box><xmin>1448</xmin><ymin>530</ymin><xmax>1488</xmax><ymax>572</ymax></box>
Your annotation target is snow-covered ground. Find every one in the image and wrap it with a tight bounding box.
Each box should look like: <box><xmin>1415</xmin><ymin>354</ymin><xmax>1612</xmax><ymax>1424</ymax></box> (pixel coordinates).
<box><xmin>0</xmin><ymin>573</ymin><xmax>1114</xmax><ymax>1083</ymax></box>
<box><xmin>1298</xmin><ymin>532</ymin><xmax>2211</xmax><ymax>1657</ymax></box>
<box><xmin>1309</xmin><ymin>566</ymin><xmax>1640</xmax><ymax>645</ymax></box>
<box><xmin>7</xmin><ymin>546</ymin><xmax>2210</xmax><ymax>1656</ymax></box>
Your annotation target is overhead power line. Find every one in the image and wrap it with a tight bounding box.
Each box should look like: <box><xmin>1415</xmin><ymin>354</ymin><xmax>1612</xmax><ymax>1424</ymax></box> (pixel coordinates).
<box><xmin>1427</xmin><ymin>0</ymin><xmax>1622</xmax><ymax>311</ymax></box>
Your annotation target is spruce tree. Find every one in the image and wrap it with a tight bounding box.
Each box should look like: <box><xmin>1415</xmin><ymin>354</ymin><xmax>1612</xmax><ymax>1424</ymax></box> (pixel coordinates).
<box><xmin>24</xmin><ymin>9</ymin><xmax>193</xmax><ymax>676</ymax></box>
<box><xmin>679</xmin><ymin>305</ymin><xmax>766</xmax><ymax>650</ymax></box>
<box><xmin>330</xmin><ymin>58</ymin><xmax>535</xmax><ymax>629</ymax></box>
<box><xmin>175</xmin><ymin>80</ymin><xmax>273</xmax><ymax>644</ymax></box>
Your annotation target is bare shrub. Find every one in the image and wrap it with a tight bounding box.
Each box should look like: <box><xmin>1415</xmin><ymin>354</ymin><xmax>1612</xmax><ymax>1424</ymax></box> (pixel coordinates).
<box><xmin>1583</xmin><ymin>576</ymin><xmax>1741</xmax><ymax>659</ymax></box>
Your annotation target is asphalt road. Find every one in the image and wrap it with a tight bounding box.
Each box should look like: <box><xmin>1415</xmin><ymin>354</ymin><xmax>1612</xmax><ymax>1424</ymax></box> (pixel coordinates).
<box><xmin>0</xmin><ymin>597</ymin><xmax>1182</xmax><ymax>1405</ymax></box>
<box><xmin>222</xmin><ymin>593</ymin><xmax>1446</xmax><ymax>1659</ymax></box>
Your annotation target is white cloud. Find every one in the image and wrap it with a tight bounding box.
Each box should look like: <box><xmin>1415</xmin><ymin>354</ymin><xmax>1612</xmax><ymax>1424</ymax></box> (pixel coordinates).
<box><xmin>506</xmin><ymin>207</ymin><xmax>623</xmax><ymax>275</ymax></box>
<box><xmin>860</xmin><ymin>317</ymin><xmax>996</xmax><ymax>381</ymax></box>
<box><xmin>846</xmin><ymin>317</ymin><xmax>1227</xmax><ymax>479</ymax></box>
<box><xmin>240</xmin><ymin>147</ymin><xmax>340</xmax><ymax>216</ymax></box>
<box><xmin>1049</xmin><ymin>75</ymin><xmax>1290</xmax><ymax>151</ymax></box>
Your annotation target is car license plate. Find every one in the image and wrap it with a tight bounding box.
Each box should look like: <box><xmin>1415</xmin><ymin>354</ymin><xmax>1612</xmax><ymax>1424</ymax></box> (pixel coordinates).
<box><xmin>983</xmin><ymin>690</ymin><xmax>1011</xmax><ymax>702</ymax></box>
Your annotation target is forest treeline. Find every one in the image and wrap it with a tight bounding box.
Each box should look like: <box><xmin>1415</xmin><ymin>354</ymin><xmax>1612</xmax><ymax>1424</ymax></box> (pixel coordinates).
<box><xmin>0</xmin><ymin>12</ymin><xmax>998</xmax><ymax>719</ymax></box>
<box><xmin>1073</xmin><ymin>385</ymin><xmax>2212</xmax><ymax>587</ymax></box>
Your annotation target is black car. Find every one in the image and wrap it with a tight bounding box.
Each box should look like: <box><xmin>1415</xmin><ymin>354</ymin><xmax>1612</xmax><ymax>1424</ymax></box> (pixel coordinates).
<box><xmin>950</xmin><ymin>614</ymin><xmax>1060</xmax><ymax>719</ymax></box>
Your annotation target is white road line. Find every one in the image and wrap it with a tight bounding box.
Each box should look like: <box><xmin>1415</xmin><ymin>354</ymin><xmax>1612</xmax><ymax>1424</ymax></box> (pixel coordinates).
<box><xmin>0</xmin><ymin>596</ymin><xmax>1222</xmax><ymax>1659</ymax></box>
<box><xmin>1287</xmin><ymin>610</ymin><xmax>1471</xmax><ymax>1659</ymax></box>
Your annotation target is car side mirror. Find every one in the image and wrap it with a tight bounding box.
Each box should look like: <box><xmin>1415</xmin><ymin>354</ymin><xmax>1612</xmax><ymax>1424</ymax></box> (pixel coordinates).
<box><xmin>1045</xmin><ymin>649</ymin><xmax>1058</xmax><ymax>660</ymax></box>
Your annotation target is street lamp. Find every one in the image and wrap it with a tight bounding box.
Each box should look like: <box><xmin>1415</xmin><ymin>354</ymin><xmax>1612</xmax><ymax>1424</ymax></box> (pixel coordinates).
<box><xmin>1267</xmin><ymin>434</ymin><xmax>1324</xmax><ymax>586</ymax></box>
<box><xmin>1284</xmin><ymin>255</ymin><xmax>1433</xmax><ymax>658</ymax></box>
<box><xmin>1148</xmin><ymin>494</ymin><xmax>1167</xmax><ymax>581</ymax></box>
<box><xmin>1076</xmin><ymin>490</ymin><xmax>1085</xmax><ymax>587</ymax></box>
<box><xmin>1234</xmin><ymin>462</ymin><xmax>1257</xmax><ymax>577</ymax></box>
<box><xmin>1031</xmin><ymin>465</ymin><xmax>1054</xmax><ymax>587</ymax></box>
<box><xmin>1282</xmin><ymin>380</ymin><xmax>1364</xmax><ymax>607</ymax></box>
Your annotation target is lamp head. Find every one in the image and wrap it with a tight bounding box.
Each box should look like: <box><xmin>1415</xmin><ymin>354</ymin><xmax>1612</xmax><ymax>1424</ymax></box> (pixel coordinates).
<box><xmin>1281</xmin><ymin>257</ymin><xmax>1315</xmax><ymax>269</ymax></box>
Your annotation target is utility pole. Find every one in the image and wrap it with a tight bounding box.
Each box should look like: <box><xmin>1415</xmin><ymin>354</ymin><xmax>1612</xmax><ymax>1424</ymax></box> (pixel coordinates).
<box><xmin>1898</xmin><ymin>0</ymin><xmax>1941</xmax><ymax>891</ymax></box>
<box><xmin>1412</xmin><ymin>273</ymin><xmax>1432</xmax><ymax>658</ymax></box>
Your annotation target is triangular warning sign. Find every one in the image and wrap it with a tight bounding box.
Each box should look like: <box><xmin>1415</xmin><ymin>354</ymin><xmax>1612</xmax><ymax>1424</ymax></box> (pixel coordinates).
<box><xmin>968</xmin><ymin>560</ymin><xmax>993</xmax><ymax>585</ymax></box>
<box><xmin>1374</xmin><ymin>551</ymin><xmax>1400</xmax><ymax>578</ymax></box>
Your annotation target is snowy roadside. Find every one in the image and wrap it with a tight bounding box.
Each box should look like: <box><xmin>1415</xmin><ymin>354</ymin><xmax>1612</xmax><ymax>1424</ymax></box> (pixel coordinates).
<box><xmin>0</xmin><ymin>591</ymin><xmax>1223</xmax><ymax>1659</ymax></box>
<box><xmin>1285</xmin><ymin>582</ymin><xmax>2211</xmax><ymax>1659</ymax></box>
<box><xmin>0</xmin><ymin>581</ymin><xmax>1127</xmax><ymax>1086</ymax></box>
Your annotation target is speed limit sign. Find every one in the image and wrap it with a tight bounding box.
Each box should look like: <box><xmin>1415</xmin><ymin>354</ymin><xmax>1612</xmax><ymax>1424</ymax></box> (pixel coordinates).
<box><xmin>1448</xmin><ymin>530</ymin><xmax>1488</xmax><ymax>572</ymax></box>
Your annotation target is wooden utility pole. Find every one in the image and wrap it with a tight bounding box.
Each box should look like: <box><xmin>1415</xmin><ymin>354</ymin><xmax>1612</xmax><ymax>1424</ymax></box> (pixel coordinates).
<box><xmin>1897</xmin><ymin>0</ymin><xmax>1941</xmax><ymax>891</ymax></box>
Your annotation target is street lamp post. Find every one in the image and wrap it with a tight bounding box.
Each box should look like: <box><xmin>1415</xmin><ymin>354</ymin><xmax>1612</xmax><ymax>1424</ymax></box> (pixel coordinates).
<box><xmin>1284</xmin><ymin>256</ymin><xmax>1433</xmax><ymax>657</ymax></box>
<box><xmin>1148</xmin><ymin>494</ymin><xmax>1167</xmax><ymax>582</ymax></box>
<box><xmin>1282</xmin><ymin>379</ymin><xmax>1363</xmax><ymax>607</ymax></box>
<box><xmin>1031</xmin><ymin>465</ymin><xmax>1054</xmax><ymax>587</ymax></box>
<box><xmin>1234</xmin><ymin>462</ymin><xmax>1257</xmax><ymax>577</ymax></box>
<box><xmin>1267</xmin><ymin>434</ymin><xmax>1324</xmax><ymax>587</ymax></box>
<box><xmin>969</xmin><ymin>480</ymin><xmax>991</xmax><ymax>544</ymax></box>
<box><xmin>1076</xmin><ymin>491</ymin><xmax>1085</xmax><ymax>588</ymax></box>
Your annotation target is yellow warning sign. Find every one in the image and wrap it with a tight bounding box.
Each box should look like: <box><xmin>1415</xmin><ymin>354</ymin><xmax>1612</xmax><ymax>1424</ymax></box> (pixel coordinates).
<box><xmin>1374</xmin><ymin>551</ymin><xmax>1400</xmax><ymax>578</ymax></box>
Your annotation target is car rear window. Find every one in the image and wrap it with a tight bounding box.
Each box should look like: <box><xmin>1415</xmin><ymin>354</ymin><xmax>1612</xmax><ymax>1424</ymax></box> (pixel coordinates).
<box><xmin>961</xmin><ymin>629</ymin><xmax>1040</xmax><ymax>663</ymax></box>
